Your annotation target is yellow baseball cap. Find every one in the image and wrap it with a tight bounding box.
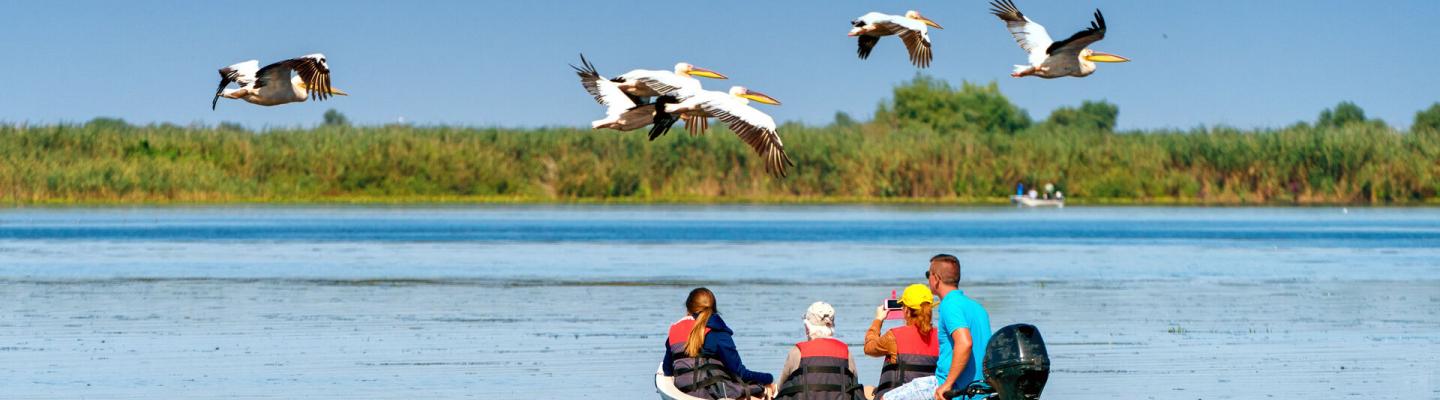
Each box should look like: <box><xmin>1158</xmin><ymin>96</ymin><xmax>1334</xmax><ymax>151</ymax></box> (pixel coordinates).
<box><xmin>899</xmin><ymin>284</ymin><xmax>934</xmax><ymax>309</ymax></box>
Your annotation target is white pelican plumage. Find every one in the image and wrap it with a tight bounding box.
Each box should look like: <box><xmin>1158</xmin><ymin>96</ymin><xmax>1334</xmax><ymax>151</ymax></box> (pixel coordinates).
<box><xmin>616</xmin><ymin>62</ymin><xmax>727</xmax><ymax>99</ymax></box>
<box><xmin>849</xmin><ymin>10</ymin><xmax>943</xmax><ymax>68</ymax></box>
<box><xmin>623</xmin><ymin>63</ymin><xmax>728</xmax><ymax>136</ymax></box>
<box><xmin>571</xmin><ymin>55</ymin><xmax>727</xmax><ymax>136</ymax></box>
<box><xmin>989</xmin><ymin>0</ymin><xmax>1129</xmax><ymax>78</ymax></box>
<box><xmin>572</xmin><ymin>55</ymin><xmax>661</xmax><ymax>131</ymax></box>
<box><xmin>646</xmin><ymin>86</ymin><xmax>793</xmax><ymax>177</ymax></box>
<box><xmin>213</xmin><ymin>54</ymin><xmax>345</xmax><ymax>109</ymax></box>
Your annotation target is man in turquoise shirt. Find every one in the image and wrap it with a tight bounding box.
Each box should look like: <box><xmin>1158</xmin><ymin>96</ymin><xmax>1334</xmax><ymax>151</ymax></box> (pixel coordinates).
<box><xmin>872</xmin><ymin>254</ymin><xmax>992</xmax><ymax>400</ymax></box>
<box><xmin>931</xmin><ymin>253</ymin><xmax>991</xmax><ymax>399</ymax></box>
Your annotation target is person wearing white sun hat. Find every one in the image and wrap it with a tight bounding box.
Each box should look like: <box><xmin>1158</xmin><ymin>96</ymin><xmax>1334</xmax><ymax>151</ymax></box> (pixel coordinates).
<box><xmin>774</xmin><ymin>302</ymin><xmax>866</xmax><ymax>400</ymax></box>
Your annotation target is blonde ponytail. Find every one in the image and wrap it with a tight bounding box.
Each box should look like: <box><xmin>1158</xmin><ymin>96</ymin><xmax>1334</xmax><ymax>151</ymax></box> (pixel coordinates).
<box><xmin>906</xmin><ymin>301</ymin><xmax>935</xmax><ymax>336</ymax></box>
<box><xmin>683</xmin><ymin>288</ymin><xmax>717</xmax><ymax>357</ymax></box>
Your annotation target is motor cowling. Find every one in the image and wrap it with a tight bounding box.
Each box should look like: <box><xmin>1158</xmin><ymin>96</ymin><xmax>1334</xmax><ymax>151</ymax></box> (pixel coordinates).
<box><xmin>982</xmin><ymin>324</ymin><xmax>1049</xmax><ymax>400</ymax></box>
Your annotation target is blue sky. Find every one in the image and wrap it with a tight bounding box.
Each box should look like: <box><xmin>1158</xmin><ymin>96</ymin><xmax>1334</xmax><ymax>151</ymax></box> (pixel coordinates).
<box><xmin>1</xmin><ymin>0</ymin><xmax>1437</xmax><ymax>130</ymax></box>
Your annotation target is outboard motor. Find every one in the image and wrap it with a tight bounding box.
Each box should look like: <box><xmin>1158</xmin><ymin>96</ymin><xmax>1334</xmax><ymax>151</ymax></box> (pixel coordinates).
<box><xmin>982</xmin><ymin>324</ymin><xmax>1049</xmax><ymax>400</ymax></box>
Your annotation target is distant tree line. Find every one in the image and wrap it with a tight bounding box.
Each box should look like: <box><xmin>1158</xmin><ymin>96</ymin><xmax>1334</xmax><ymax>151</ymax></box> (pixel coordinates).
<box><xmin>1</xmin><ymin>76</ymin><xmax>1437</xmax><ymax>205</ymax></box>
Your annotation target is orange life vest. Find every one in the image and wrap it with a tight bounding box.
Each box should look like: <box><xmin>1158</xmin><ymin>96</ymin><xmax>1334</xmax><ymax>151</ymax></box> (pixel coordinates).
<box><xmin>874</xmin><ymin>325</ymin><xmax>940</xmax><ymax>397</ymax></box>
<box><xmin>667</xmin><ymin>317</ymin><xmax>746</xmax><ymax>399</ymax></box>
<box><xmin>776</xmin><ymin>337</ymin><xmax>864</xmax><ymax>400</ymax></box>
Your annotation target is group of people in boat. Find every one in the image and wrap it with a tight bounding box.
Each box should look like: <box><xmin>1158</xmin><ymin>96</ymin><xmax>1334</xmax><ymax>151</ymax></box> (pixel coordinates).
<box><xmin>662</xmin><ymin>254</ymin><xmax>993</xmax><ymax>400</ymax></box>
<box><xmin>1016</xmin><ymin>183</ymin><xmax>1063</xmax><ymax>201</ymax></box>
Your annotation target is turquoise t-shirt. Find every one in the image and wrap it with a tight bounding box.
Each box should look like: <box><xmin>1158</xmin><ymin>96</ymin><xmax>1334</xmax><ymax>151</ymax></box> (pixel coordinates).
<box><xmin>935</xmin><ymin>289</ymin><xmax>992</xmax><ymax>388</ymax></box>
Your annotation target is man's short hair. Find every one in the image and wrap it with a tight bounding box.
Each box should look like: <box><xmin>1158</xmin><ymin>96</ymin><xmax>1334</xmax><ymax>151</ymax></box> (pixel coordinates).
<box><xmin>930</xmin><ymin>254</ymin><xmax>961</xmax><ymax>285</ymax></box>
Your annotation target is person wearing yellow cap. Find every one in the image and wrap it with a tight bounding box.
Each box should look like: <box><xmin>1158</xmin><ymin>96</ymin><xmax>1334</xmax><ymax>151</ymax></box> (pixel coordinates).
<box><xmin>863</xmin><ymin>284</ymin><xmax>940</xmax><ymax>399</ymax></box>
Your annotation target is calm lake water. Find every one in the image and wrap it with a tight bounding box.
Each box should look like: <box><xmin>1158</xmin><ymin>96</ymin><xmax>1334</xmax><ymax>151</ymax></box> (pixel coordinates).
<box><xmin>2</xmin><ymin>206</ymin><xmax>1437</xmax><ymax>399</ymax></box>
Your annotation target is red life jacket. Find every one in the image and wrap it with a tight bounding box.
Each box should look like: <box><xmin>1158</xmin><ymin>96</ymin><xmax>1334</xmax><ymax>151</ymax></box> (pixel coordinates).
<box><xmin>776</xmin><ymin>337</ymin><xmax>864</xmax><ymax>400</ymax></box>
<box><xmin>874</xmin><ymin>325</ymin><xmax>940</xmax><ymax>398</ymax></box>
<box><xmin>666</xmin><ymin>317</ymin><xmax>747</xmax><ymax>399</ymax></box>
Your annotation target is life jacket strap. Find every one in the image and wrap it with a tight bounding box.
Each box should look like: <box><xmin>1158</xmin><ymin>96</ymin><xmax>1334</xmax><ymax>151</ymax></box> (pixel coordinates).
<box><xmin>785</xmin><ymin>365</ymin><xmax>857</xmax><ymax>379</ymax></box>
<box><xmin>880</xmin><ymin>362</ymin><xmax>937</xmax><ymax>375</ymax></box>
<box><xmin>676</xmin><ymin>374</ymin><xmax>738</xmax><ymax>394</ymax></box>
<box><xmin>673</xmin><ymin>362</ymin><xmax>728</xmax><ymax>376</ymax></box>
<box><xmin>776</xmin><ymin>383</ymin><xmax>865</xmax><ymax>398</ymax></box>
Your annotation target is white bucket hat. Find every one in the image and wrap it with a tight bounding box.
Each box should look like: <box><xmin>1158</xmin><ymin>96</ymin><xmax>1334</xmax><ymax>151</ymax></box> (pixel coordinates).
<box><xmin>803</xmin><ymin>301</ymin><xmax>836</xmax><ymax>340</ymax></box>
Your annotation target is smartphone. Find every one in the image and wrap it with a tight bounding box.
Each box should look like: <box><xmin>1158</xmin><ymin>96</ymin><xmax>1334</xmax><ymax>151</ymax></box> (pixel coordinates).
<box><xmin>885</xmin><ymin>299</ymin><xmax>903</xmax><ymax>310</ymax></box>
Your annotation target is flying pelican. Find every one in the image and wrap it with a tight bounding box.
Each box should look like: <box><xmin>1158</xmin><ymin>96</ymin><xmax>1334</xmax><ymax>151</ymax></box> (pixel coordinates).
<box><xmin>572</xmin><ymin>54</ymin><xmax>668</xmax><ymax>132</ymax></box>
<box><xmin>644</xmin><ymin>86</ymin><xmax>793</xmax><ymax>177</ymax></box>
<box><xmin>623</xmin><ymin>63</ymin><xmax>728</xmax><ymax>136</ymax></box>
<box><xmin>988</xmin><ymin>0</ymin><xmax>1129</xmax><ymax>78</ymax></box>
<box><xmin>212</xmin><ymin>54</ymin><xmax>345</xmax><ymax>109</ymax></box>
<box><xmin>849</xmin><ymin>11</ymin><xmax>943</xmax><ymax>68</ymax></box>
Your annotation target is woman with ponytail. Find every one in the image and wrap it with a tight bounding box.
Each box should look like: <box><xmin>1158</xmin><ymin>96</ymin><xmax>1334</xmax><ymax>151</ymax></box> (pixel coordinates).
<box><xmin>863</xmin><ymin>284</ymin><xmax>940</xmax><ymax>400</ymax></box>
<box><xmin>662</xmin><ymin>288</ymin><xmax>774</xmax><ymax>399</ymax></box>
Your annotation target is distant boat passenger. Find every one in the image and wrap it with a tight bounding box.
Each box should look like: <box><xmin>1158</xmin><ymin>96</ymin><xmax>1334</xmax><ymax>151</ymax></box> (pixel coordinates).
<box><xmin>662</xmin><ymin>288</ymin><xmax>774</xmax><ymax>399</ymax></box>
<box><xmin>775</xmin><ymin>302</ymin><xmax>866</xmax><ymax>400</ymax></box>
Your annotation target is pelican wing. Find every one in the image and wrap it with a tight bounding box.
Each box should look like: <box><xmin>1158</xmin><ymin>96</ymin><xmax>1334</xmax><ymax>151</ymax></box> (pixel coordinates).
<box><xmin>872</xmin><ymin>19</ymin><xmax>932</xmax><ymax>68</ymax></box>
<box><xmin>695</xmin><ymin>93</ymin><xmax>792</xmax><ymax>177</ymax></box>
<box><xmin>989</xmin><ymin>0</ymin><xmax>1053</xmax><ymax>66</ymax></box>
<box><xmin>611</xmin><ymin>103</ymin><xmax>662</xmax><ymax>132</ymax></box>
<box><xmin>256</xmin><ymin>54</ymin><xmax>334</xmax><ymax>101</ymax></box>
<box><xmin>683</xmin><ymin>114</ymin><xmax>708</xmax><ymax>136</ymax></box>
<box><xmin>213</xmin><ymin>60</ymin><xmax>259</xmax><ymax>110</ymax></box>
<box><xmin>572</xmin><ymin>54</ymin><xmax>638</xmax><ymax>117</ymax></box>
<box><xmin>856</xmin><ymin>34</ymin><xmax>880</xmax><ymax>60</ymax></box>
<box><xmin>1046</xmin><ymin>9</ymin><xmax>1107</xmax><ymax>56</ymax></box>
<box><xmin>638</xmin><ymin>96</ymin><xmax>683</xmax><ymax>140</ymax></box>
<box><xmin>630</xmin><ymin>72</ymin><xmax>703</xmax><ymax>99</ymax></box>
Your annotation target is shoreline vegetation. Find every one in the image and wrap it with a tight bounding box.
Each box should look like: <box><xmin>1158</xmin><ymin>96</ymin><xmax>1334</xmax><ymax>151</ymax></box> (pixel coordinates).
<box><xmin>4</xmin><ymin>76</ymin><xmax>1439</xmax><ymax>207</ymax></box>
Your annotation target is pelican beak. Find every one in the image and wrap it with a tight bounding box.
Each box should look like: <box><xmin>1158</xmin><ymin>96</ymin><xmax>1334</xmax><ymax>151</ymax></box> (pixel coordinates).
<box><xmin>1084</xmin><ymin>52</ymin><xmax>1130</xmax><ymax>63</ymax></box>
<box><xmin>306</xmin><ymin>83</ymin><xmax>349</xmax><ymax>95</ymax></box>
<box><xmin>920</xmin><ymin>17</ymin><xmax>943</xmax><ymax>29</ymax></box>
<box><xmin>687</xmin><ymin>67</ymin><xmax>728</xmax><ymax>80</ymax></box>
<box><xmin>740</xmin><ymin>90</ymin><xmax>781</xmax><ymax>106</ymax></box>
<box><xmin>848</xmin><ymin>27</ymin><xmax>863</xmax><ymax>37</ymax></box>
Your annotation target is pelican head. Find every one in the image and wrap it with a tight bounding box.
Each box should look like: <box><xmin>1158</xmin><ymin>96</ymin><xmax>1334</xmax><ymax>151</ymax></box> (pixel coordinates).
<box><xmin>1082</xmin><ymin>48</ymin><xmax>1130</xmax><ymax>63</ymax></box>
<box><xmin>675</xmin><ymin>62</ymin><xmax>728</xmax><ymax>80</ymax></box>
<box><xmin>904</xmin><ymin>10</ymin><xmax>943</xmax><ymax>29</ymax></box>
<box><xmin>728</xmin><ymin>86</ymin><xmax>781</xmax><ymax>106</ymax></box>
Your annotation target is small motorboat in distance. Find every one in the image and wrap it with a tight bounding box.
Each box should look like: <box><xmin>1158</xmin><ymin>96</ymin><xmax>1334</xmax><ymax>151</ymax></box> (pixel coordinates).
<box><xmin>1011</xmin><ymin>183</ymin><xmax>1065</xmax><ymax>208</ymax></box>
<box><xmin>1013</xmin><ymin>195</ymin><xmax>1064</xmax><ymax>208</ymax></box>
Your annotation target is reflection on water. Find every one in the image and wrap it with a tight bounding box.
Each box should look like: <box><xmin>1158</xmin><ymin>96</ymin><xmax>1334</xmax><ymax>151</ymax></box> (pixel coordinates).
<box><xmin>1</xmin><ymin>206</ymin><xmax>1437</xmax><ymax>399</ymax></box>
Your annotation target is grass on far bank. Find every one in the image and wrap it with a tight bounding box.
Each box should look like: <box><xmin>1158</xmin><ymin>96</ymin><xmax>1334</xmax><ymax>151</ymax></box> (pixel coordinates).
<box><xmin>3</xmin><ymin>76</ymin><xmax>1439</xmax><ymax>207</ymax></box>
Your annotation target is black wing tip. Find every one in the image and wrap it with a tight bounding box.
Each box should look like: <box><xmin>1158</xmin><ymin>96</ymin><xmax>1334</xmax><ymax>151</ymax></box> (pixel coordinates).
<box><xmin>856</xmin><ymin>35</ymin><xmax>878</xmax><ymax>60</ymax></box>
<box><xmin>989</xmin><ymin>0</ymin><xmax>1022</xmax><ymax>19</ymax></box>
<box><xmin>647</xmin><ymin>116</ymin><xmax>677</xmax><ymax>141</ymax></box>
<box><xmin>1093</xmin><ymin>9</ymin><xmax>1106</xmax><ymax>30</ymax></box>
<box><xmin>572</xmin><ymin>53</ymin><xmax>601</xmax><ymax>78</ymax></box>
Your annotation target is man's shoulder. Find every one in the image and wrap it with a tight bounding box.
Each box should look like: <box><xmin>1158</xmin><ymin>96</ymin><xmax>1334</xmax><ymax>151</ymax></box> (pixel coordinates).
<box><xmin>939</xmin><ymin>293</ymin><xmax>990</xmax><ymax>321</ymax></box>
<box><xmin>940</xmin><ymin>292</ymin><xmax>982</xmax><ymax>309</ymax></box>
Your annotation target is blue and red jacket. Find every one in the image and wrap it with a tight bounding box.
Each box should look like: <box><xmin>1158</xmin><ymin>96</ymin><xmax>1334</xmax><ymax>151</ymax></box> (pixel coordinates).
<box><xmin>661</xmin><ymin>314</ymin><xmax>774</xmax><ymax>385</ymax></box>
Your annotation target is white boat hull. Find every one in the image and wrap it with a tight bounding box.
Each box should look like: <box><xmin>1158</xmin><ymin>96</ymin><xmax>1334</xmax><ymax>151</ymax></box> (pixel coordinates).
<box><xmin>657</xmin><ymin>365</ymin><xmax>732</xmax><ymax>400</ymax></box>
<box><xmin>1012</xmin><ymin>196</ymin><xmax>1064</xmax><ymax>208</ymax></box>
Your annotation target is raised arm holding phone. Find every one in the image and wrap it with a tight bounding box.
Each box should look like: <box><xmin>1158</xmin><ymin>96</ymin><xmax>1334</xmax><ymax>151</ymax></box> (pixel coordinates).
<box><xmin>861</xmin><ymin>255</ymin><xmax>991</xmax><ymax>400</ymax></box>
